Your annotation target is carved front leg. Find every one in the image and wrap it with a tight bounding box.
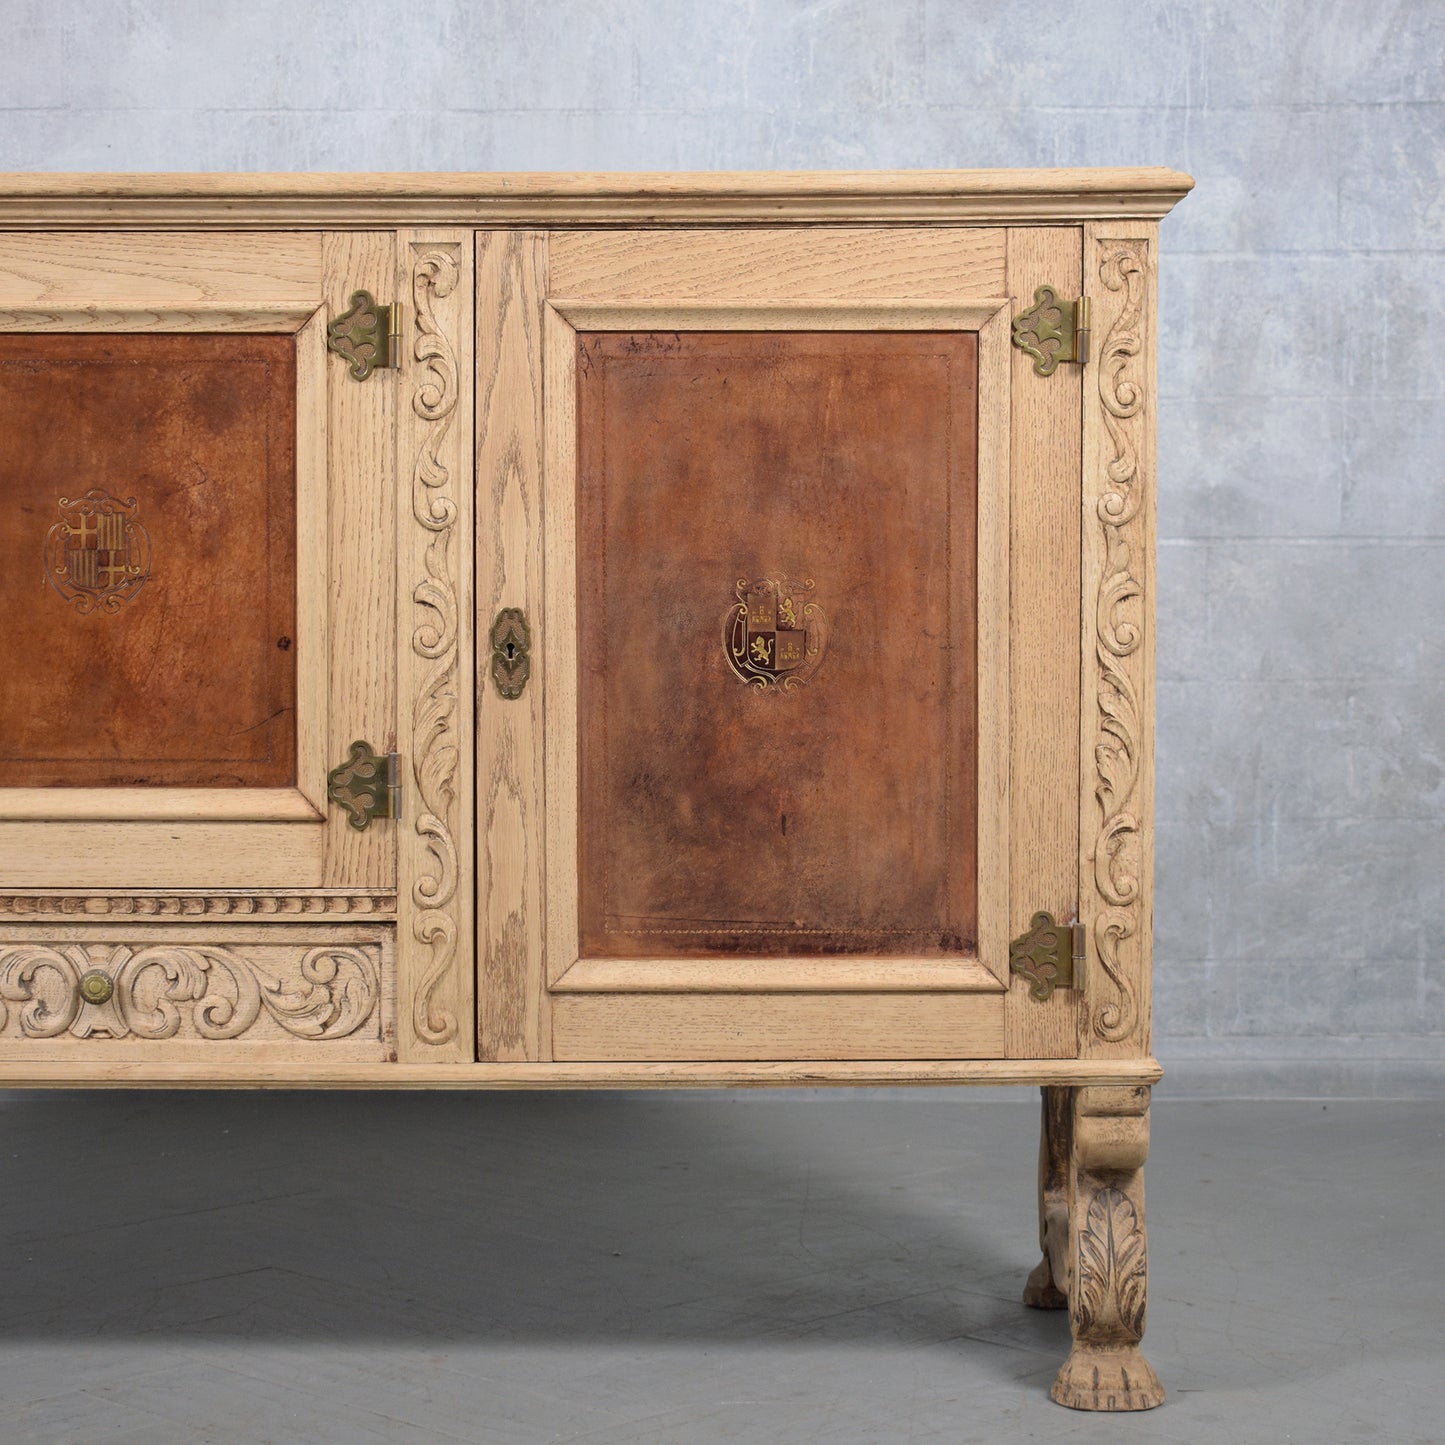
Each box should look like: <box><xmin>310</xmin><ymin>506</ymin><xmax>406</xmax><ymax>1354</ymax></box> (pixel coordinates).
<box><xmin>1051</xmin><ymin>1085</ymin><xmax>1164</xmax><ymax>1412</ymax></box>
<box><xmin>1023</xmin><ymin>1085</ymin><xmax>1070</xmax><ymax>1310</ymax></box>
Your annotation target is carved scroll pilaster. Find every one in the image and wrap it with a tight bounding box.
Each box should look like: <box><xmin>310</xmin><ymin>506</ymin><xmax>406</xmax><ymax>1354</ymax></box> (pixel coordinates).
<box><xmin>398</xmin><ymin>235</ymin><xmax>474</xmax><ymax>1060</ymax></box>
<box><xmin>1083</xmin><ymin>229</ymin><xmax>1155</xmax><ymax>1051</ymax></box>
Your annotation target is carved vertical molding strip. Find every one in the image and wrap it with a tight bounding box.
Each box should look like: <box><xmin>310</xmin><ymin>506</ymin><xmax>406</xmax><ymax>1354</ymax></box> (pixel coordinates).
<box><xmin>398</xmin><ymin>234</ymin><xmax>474</xmax><ymax>1060</ymax></box>
<box><xmin>1082</xmin><ymin>228</ymin><xmax>1155</xmax><ymax>1051</ymax></box>
<box><xmin>411</xmin><ymin>245</ymin><xmax>460</xmax><ymax>1047</ymax></box>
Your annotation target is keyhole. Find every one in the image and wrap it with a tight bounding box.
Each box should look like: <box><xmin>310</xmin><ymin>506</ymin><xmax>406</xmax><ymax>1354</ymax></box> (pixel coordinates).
<box><xmin>505</xmin><ymin>642</ymin><xmax>516</xmax><ymax>660</ymax></box>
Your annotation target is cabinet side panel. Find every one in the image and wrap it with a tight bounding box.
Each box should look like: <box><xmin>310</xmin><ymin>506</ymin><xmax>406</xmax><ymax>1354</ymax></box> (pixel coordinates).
<box><xmin>396</xmin><ymin>229</ymin><xmax>475</xmax><ymax>1063</ymax></box>
<box><xmin>476</xmin><ymin>231</ymin><xmax>549</xmax><ymax>1061</ymax></box>
<box><xmin>1004</xmin><ymin>227</ymin><xmax>1084</xmax><ymax>1060</ymax></box>
<box><xmin>1080</xmin><ymin>222</ymin><xmax>1157</xmax><ymax>1059</ymax></box>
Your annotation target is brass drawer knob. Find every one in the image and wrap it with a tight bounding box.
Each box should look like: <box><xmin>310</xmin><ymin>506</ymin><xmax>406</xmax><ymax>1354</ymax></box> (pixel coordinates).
<box><xmin>78</xmin><ymin>969</ymin><xmax>114</xmax><ymax>1006</ymax></box>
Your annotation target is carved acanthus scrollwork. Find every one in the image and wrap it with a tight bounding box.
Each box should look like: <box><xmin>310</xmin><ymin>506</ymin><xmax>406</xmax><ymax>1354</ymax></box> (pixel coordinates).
<box><xmin>409</xmin><ymin>245</ymin><xmax>462</xmax><ymax>1047</ymax></box>
<box><xmin>1090</xmin><ymin>241</ymin><xmax>1148</xmax><ymax>1044</ymax></box>
<box><xmin>0</xmin><ymin>943</ymin><xmax>381</xmax><ymax>1042</ymax></box>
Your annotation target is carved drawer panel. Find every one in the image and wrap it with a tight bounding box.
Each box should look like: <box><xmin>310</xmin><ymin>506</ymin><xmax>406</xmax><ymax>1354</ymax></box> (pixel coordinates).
<box><xmin>0</xmin><ymin>923</ymin><xmax>396</xmax><ymax>1063</ymax></box>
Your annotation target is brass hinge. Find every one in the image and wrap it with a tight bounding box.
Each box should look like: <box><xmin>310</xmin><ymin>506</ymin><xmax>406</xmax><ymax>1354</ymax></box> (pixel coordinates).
<box><xmin>1011</xmin><ymin>287</ymin><xmax>1091</xmax><ymax>377</ymax></box>
<box><xmin>1009</xmin><ymin>911</ymin><xmax>1084</xmax><ymax>1001</ymax></box>
<box><xmin>327</xmin><ymin>741</ymin><xmax>401</xmax><ymax>830</ymax></box>
<box><xmin>326</xmin><ymin>290</ymin><xmax>402</xmax><ymax>381</ymax></box>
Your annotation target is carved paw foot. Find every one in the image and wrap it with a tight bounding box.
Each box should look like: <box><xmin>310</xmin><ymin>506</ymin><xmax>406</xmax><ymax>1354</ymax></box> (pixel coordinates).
<box><xmin>1022</xmin><ymin>1256</ymin><xmax>1067</xmax><ymax>1310</ymax></box>
<box><xmin>1051</xmin><ymin>1345</ymin><xmax>1164</xmax><ymax>1412</ymax></box>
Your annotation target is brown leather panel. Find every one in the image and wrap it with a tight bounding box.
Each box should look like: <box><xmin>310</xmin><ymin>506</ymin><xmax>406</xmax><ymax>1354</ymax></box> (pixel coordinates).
<box><xmin>0</xmin><ymin>333</ymin><xmax>297</xmax><ymax>788</ymax></box>
<box><xmin>577</xmin><ymin>330</ymin><xmax>978</xmax><ymax>958</ymax></box>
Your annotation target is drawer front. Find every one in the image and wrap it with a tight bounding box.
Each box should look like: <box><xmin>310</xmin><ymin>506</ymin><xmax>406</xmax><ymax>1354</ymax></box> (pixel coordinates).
<box><xmin>0</xmin><ymin>923</ymin><xmax>396</xmax><ymax>1066</ymax></box>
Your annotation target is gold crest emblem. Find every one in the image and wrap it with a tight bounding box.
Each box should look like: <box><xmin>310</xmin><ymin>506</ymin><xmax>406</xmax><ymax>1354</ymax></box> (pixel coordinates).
<box><xmin>44</xmin><ymin>489</ymin><xmax>151</xmax><ymax>615</ymax></box>
<box><xmin>722</xmin><ymin>577</ymin><xmax>827</xmax><ymax>689</ymax></box>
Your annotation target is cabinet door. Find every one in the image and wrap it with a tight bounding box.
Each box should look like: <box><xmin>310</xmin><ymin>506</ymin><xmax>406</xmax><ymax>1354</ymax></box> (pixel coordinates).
<box><xmin>476</xmin><ymin>227</ymin><xmax>1081</xmax><ymax>1064</ymax></box>
<box><xmin>0</xmin><ymin>233</ymin><xmax>394</xmax><ymax>895</ymax></box>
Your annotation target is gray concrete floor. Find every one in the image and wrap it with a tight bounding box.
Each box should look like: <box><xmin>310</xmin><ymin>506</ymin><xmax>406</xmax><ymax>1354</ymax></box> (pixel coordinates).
<box><xmin>0</xmin><ymin>1093</ymin><xmax>1440</xmax><ymax>1444</ymax></box>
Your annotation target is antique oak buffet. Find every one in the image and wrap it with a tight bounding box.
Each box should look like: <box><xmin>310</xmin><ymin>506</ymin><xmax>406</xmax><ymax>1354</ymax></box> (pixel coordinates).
<box><xmin>0</xmin><ymin>168</ymin><xmax>1191</xmax><ymax>1411</ymax></box>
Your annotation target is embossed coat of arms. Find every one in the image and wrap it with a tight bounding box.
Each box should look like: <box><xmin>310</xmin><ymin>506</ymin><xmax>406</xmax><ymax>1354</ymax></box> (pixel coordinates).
<box><xmin>44</xmin><ymin>489</ymin><xmax>151</xmax><ymax>614</ymax></box>
<box><xmin>723</xmin><ymin>578</ymin><xmax>827</xmax><ymax>688</ymax></box>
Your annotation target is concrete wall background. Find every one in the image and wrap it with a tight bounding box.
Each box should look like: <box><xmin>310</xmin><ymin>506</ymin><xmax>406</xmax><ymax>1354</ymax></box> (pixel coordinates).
<box><xmin>1</xmin><ymin>1</ymin><xmax>1440</xmax><ymax>1096</ymax></box>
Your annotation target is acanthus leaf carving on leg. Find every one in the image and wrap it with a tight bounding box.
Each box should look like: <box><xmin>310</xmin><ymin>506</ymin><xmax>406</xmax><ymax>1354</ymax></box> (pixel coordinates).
<box><xmin>1071</xmin><ymin>1184</ymin><xmax>1148</xmax><ymax>1343</ymax></box>
<box><xmin>1052</xmin><ymin>1085</ymin><xmax>1162</xmax><ymax>1412</ymax></box>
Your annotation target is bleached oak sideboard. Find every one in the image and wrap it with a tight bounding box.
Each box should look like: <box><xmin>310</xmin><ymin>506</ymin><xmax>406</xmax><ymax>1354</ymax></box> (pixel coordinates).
<box><xmin>0</xmin><ymin>168</ymin><xmax>1191</xmax><ymax>1410</ymax></box>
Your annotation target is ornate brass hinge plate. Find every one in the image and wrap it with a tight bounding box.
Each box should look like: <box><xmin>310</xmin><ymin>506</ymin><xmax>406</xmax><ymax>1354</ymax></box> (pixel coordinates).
<box><xmin>1009</xmin><ymin>911</ymin><xmax>1084</xmax><ymax>1001</ymax></box>
<box><xmin>490</xmin><ymin>607</ymin><xmax>532</xmax><ymax>699</ymax></box>
<box><xmin>326</xmin><ymin>290</ymin><xmax>402</xmax><ymax>381</ymax></box>
<box><xmin>327</xmin><ymin>741</ymin><xmax>401</xmax><ymax>830</ymax></box>
<box><xmin>1011</xmin><ymin>287</ymin><xmax>1091</xmax><ymax>377</ymax></box>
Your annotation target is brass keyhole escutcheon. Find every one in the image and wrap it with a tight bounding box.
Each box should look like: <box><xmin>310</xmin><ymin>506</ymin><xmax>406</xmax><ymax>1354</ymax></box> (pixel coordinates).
<box><xmin>490</xmin><ymin>607</ymin><xmax>531</xmax><ymax>700</ymax></box>
<box><xmin>79</xmin><ymin>969</ymin><xmax>114</xmax><ymax>1006</ymax></box>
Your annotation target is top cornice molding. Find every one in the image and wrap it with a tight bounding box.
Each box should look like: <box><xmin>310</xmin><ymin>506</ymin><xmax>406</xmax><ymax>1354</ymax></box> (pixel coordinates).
<box><xmin>0</xmin><ymin>168</ymin><xmax>1193</xmax><ymax>229</ymax></box>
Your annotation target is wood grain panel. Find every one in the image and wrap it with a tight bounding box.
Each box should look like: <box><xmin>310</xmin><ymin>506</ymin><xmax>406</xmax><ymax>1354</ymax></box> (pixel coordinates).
<box><xmin>0</xmin><ymin>232</ymin><xmax>322</xmax><ymax>307</ymax></box>
<box><xmin>974</xmin><ymin>305</ymin><xmax>1012</xmax><ymax>985</ymax></box>
<box><xmin>0</xmin><ymin>823</ymin><xmax>324</xmax><ymax>888</ymax></box>
<box><xmin>0</xmin><ymin>1056</ymin><xmax>1163</xmax><ymax>1089</ymax></box>
<box><xmin>476</xmin><ymin>231</ymin><xmax>548</xmax><ymax>1061</ymax></box>
<box><xmin>0</xmin><ymin>789</ymin><xmax>319</xmax><ymax>823</ymax></box>
<box><xmin>1004</xmin><ymin>228</ymin><xmax>1084</xmax><ymax>1060</ymax></box>
<box><xmin>322</xmin><ymin>233</ymin><xmax>395</xmax><ymax>890</ymax></box>
<box><xmin>550</xmin><ymin>228</ymin><xmax>1005</xmax><ymax>300</ymax></box>
<box><xmin>552</xmin><ymin>956</ymin><xmax>1000</xmax><ymax>993</ymax></box>
<box><xmin>0</xmin><ymin>307</ymin><xmax>317</xmax><ymax>333</ymax></box>
<box><xmin>293</xmin><ymin>309</ymin><xmax>329</xmax><ymax>813</ymax></box>
<box><xmin>542</xmin><ymin>303</ymin><xmax>581</xmax><ymax>988</ymax></box>
<box><xmin>552</xmin><ymin>993</ymin><xmax>1005</xmax><ymax>1061</ymax></box>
